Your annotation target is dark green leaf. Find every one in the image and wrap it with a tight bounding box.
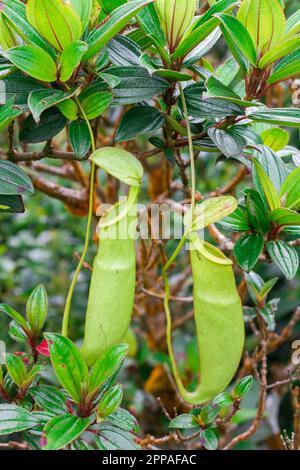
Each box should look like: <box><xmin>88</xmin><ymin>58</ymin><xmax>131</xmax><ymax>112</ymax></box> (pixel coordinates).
<box><xmin>19</xmin><ymin>108</ymin><xmax>67</xmax><ymax>143</ymax></box>
<box><xmin>218</xmin><ymin>206</ymin><xmax>250</xmax><ymax>232</ymax></box>
<box><xmin>85</xmin><ymin>0</ymin><xmax>152</xmax><ymax>60</ymax></box>
<box><xmin>0</xmin><ymin>304</ymin><xmax>28</xmax><ymax>330</ymax></box>
<box><xmin>30</xmin><ymin>386</ymin><xmax>68</xmax><ymax>416</ymax></box>
<box><xmin>45</xmin><ymin>333</ymin><xmax>89</xmax><ymax>403</ymax></box>
<box><xmin>0</xmin><ymin>404</ymin><xmax>38</xmax><ymax>435</ymax></box>
<box><xmin>28</xmin><ymin>89</ymin><xmax>75</xmax><ymax>123</ymax></box>
<box><xmin>0</xmin><ymin>160</ymin><xmax>34</xmax><ymax>195</ymax></box>
<box><xmin>234</xmin><ymin>233</ymin><xmax>264</xmax><ymax>272</ymax></box>
<box><xmin>208</xmin><ymin>127</ymin><xmax>246</xmax><ymax>158</ymax></box>
<box><xmin>137</xmin><ymin>3</ymin><xmax>166</xmax><ymax>47</ymax></box>
<box><xmin>69</xmin><ymin>120</ymin><xmax>91</xmax><ymax>158</ymax></box>
<box><xmin>0</xmin><ymin>195</ymin><xmax>25</xmax><ymax>214</ymax></box>
<box><xmin>249</xmin><ymin>108</ymin><xmax>300</xmax><ymax>128</ymax></box>
<box><xmin>266</xmin><ymin>241</ymin><xmax>299</xmax><ymax>281</ymax></box>
<box><xmin>116</xmin><ymin>105</ymin><xmax>165</xmax><ymax>142</ymax></box>
<box><xmin>110</xmin><ymin>66</ymin><xmax>169</xmax><ymax>105</ymax></box>
<box><xmin>107</xmin><ymin>35</ymin><xmax>141</xmax><ymax>66</ymax></box>
<box><xmin>96</xmin><ymin>424</ymin><xmax>140</xmax><ymax>450</ymax></box>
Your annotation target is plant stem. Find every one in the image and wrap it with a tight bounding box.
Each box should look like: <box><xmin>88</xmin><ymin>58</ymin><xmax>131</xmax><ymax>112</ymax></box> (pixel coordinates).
<box><xmin>62</xmin><ymin>99</ymin><xmax>96</xmax><ymax>337</ymax></box>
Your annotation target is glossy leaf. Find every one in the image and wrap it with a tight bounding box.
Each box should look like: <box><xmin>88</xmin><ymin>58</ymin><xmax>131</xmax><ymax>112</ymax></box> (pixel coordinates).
<box><xmin>109</xmin><ymin>66</ymin><xmax>169</xmax><ymax>105</ymax></box>
<box><xmin>69</xmin><ymin>120</ymin><xmax>91</xmax><ymax>158</ymax></box>
<box><xmin>0</xmin><ymin>304</ymin><xmax>28</xmax><ymax>330</ymax></box>
<box><xmin>217</xmin><ymin>14</ymin><xmax>257</xmax><ymax>66</ymax></box>
<box><xmin>96</xmin><ymin>424</ymin><xmax>140</xmax><ymax>450</ymax></box>
<box><xmin>259</xmin><ymin>37</ymin><xmax>300</xmax><ymax>69</ymax></box>
<box><xmin>6</xmin><ymin>45</ymin><xmax>57</xmax><ymax>82</ymax></box>
<box><xmin>45</xmin><ymin>333</ymin><xmax>88</xmax><ymax>403</ymax></box>
<box><xmin>218</xmin><ymin>206</ymin><xmax>250</xmax><ymax>232</ymax></box>
<box><xmin>266</xmin><ymin>241</ymin><xmax>299</xmax><ymax>281</ymax></box>
<box><xmin>280</xmin><ymin>167</ymin><xmax>300</xmax><ymax>209</ymax></box>
<box><xmin>26</xmin><ymin>0</ymin><xmax>82</xmax><ymax>52</ymax></box>
<box><xmin>89</xmin><ymin>344</ymin><xmax>128</xmax><ymax>394</ymax></box>
<box><xmin>0</xmin><ymin>404</ymin><xmax>39</xmax><ymax>435</ymax></box>
<box><xmin>249</xmin><ymin>108</ymin><xmax>300</xmax><ymax>128</ymax></box>
<box><xmin>43</xmin><ymin>414</ymin><xmax>90</xmax><ymax>450</ymax></box>
<box><xmin>137</xmin><ymin>3</ymin><xmax>166</xmax><ymax>47</ymax></box>
<box><xmin>85</xmin><ymin>0</ymin><xmax>152</xmax><ymax>60</ymax></box>
<box><xmin>253</xmin><ymin>159</ymin><xmax>281</xmax><ymax>211</ymax></box>
<box><xmin>59</xmin><ymin>41</ymin><xmax>88</xmax><ymax>82</ymax></box>
<box><xmin>69</xmin><ymin>0</ymin><xmax>92</xmax><ymax>32</ymax></box>
<box><xmin>28</xmin><ymin>89</ymin><xmax>76</xmax><ymax>123</ymax></box>
<box><xmin>269</xmin><ymin>208</ymin><xmax>300</xmax><ymax>227</ymax></box>
<box><xmin>98</xmin><ymin>384</ymin><xmax>123</xmax><ymax>418</ymax></box>
<box><xmin>0</xmin><ymin>101</ymin><xmax>22</xmax><ymax>131</ymax></box>
<box><xmin>208</xmin><ymin>128</ymin><xmax>246</xmax><ymax>158</ymax></box>
<box><xmin>0</xmin><ymin>160</ymin><xmax>34</xmax><ymax>195</ymax></box>
<box><xmin>169</xmin><ymin>414</ymin><xmax>199</xmax><ymax>429</ymax></box>
<box><xmin>26</xmin><ymin>285</ymin><xmax>48</xmax><ymax>334</ymax></box>
<box><xmin>233</xmin><ymin>376</ymin><xmax>254</xmax><ymax>399</ymax></box>
<box><xmin>107</xmin><ymin>35</ymin><xmax>141</xmax><ymax>67</ymax></box>
<box><xmin>80</xmin><ymin>91</ymin><xmax>112</xmax><ymax>120</ymax></box>
<box><xmin>108</xmin><ymin>408</ymin><xmax>139</xmax><ymax>433</ymax></box>
<box><xmin>5</xmin><ymin>353</ymin><xmax>27</xmax><ymax>387</ymax></box>
<box><xmin>115</xmin><ymin>106</ymin><xmax>165</xmax><ymax>142</ymax></box>
<box><xmin>234</xmin><ymin>233</ymin><xmax>264</xmax><ymax>272</ymax></box>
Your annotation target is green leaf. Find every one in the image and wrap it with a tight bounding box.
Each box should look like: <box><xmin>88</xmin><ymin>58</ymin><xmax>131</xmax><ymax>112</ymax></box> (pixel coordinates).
<box><xmin>200</xmin><ymin>428</ymin><xmax>218</xmax><ymax>451</ymax></box>
<box><xmin>96</xmin><ymin>424</ymin><xmax>140</xmax><ymax>450</ymax></box>
<box><xmin>137</xmin><ymin>3</ymin><xmax>166</xmax><ymax>47</ymax></box>
<box><xmin>59</xmin><ymin>41</ymin><xmax>88</xmax><ymax>82</ymax></box>
<box><xmin>233</xmin><ymin>376</ymin><xmax>254</xmax><ymax>399</ymax></box>
<box><xmin>259</xmin><ymin>37</ymin><xmax>300</xmax><ymax>69</ymax></box>
<box><xmin>269</xmin><ymin>208</ymin><xmax>300</xmax><ymax>227</ymax></box>
<box><xmin>56</xmin><ymin>99</ymin><xmax>78</xmax><ymax>121</ymax></box>
<box><xmin>45</xmin><ymin>333</ymin><xmax>89</xmax><ymax>404</ymax></box>
<box><xmin>30</xmin><ymin>386</ymin><xmax>68</xmax><ymax>415</ymax></box>
<box><xmin>249</xmin><ymin>108</ymin><xmax>300</xmax><ymax>128</ymax></box>
<box><xmin>286</xmin><ymin>9</ymin><xmax>300</xmax><ymax>37</ymax></box>
<box><xmin>237</xmin><ymin>0</ymin><xmax>286</xmax><ymax>53</ymax></box>
<box><xmin>206</xmin><ymin>76</ymin><xmax>254</xmax><ymax>107</ymax></box>
<box><xmin>9</xmin><ymin>320</ymin><xmax>28</xmax><ymax>343</ymax></box>
<box><xmin>259</xmin><ymin>303</ymin><xmax>276</xmax><ymax>332</ymax></box>
<box><xmin>90</xmin><ymin>148</ymin><xmax>143</xmax><ymax>187</ymax></box>
<box><xmin>89</xmin><ymin>344</ymin><xmax>128</xmax><ymax>394</ymax></box>
<box><xmin>266</xmin><ymin>241</ymin><xmax>299</xmax><ymax>281</ymax></box>
<box><xmin>269</xmin><ymin>48</ymin><xmax>300</xmax><ymax>84</ymax></box>
<box><xmin>69</xmin><ymin>120</ymin><xmax>91</xmax><ymax>158</ymax></box>
<box><xmin>0</xmin><ymin>160</ymin><xmax>34</xmax><ymax>195</ymax></box>
<box><xmin>1</xmin><ymin>0</ymin><xmax>55</xmax><ymax>58</ymax></box>
<box><xmin>0</xmin><ymin>195</ymin><xmax>24</xmax><ymax>214</ymax></box>
<box><xmin>185</xmin><ymin>196</ymin><xmax>238</xmax><ymax>232</ymax></box>
<box><xmin>208</xmin><ymin>127</ymin><xmax>246</xmax><ymax>158</ymax></box>
<box><xmin>234</xmin><ymin>233</ymin><xmax>264</xmax><ymax>272</ymax></box>
<box><xmin>109</xmin><ymin>66</ymin><xmax>169</xmax><ymax>105</ymax></box>
<box><xmin>217</xmin><ymin>14</ymin><xmax>257</xmax><ymax>66</ymax></box>
<box><xmin>218</xmin><ymin>206</ymin><xmax>250</xmax><ymax>232</ymax></box>
<box><xmin>0</xmin><ymin>100</ymin><xmax>22</xmax><ymax>131</ymax></box>
<box><xmin>169</xmin><ymin>414</ymin><xmax>199</xmax><ymax>429</ymax></box>
<box><xmin>115</xmin><ymin>106</ymin><xmax>165</xmax><ymax>142</ymax></box>
<box><xmin>259</xmin><ymin>278</ymin><xmax>279</xmax><ymax>300</ymax></box>
<box><xmin>26</xmin><ymin>0</ymin><xmax>82</xmax><ymax>52</ymax></box>
<box><xmin>28</xmin><ymin>89</ymin><xmax>76</xmax><ymax>124</ymax></box>
<box><xmin>199</xmin><ymin>402</ymin><xmax>220</xmax><ymax>425</ymax></box>
<box><xmin>69</xmin><ymin>0</ymin><xmax>92</xmax><ymax>32</ymax></box>
<box><xmin>79</xmin><ymin>91</ymin><xmax>112</xmax><ymax>120</ymax></box>
<box><xmin>43</xmin><ymin>414</ymin><xmax>90</xmax><ymax>450</ymax></box>
<box><xmin>173</xmin><ymin>17</ymin><xmax>220</xmax><ymax>59</ymax></box>
<box><xmin>5</xmin><ymin>353</ymin><xmax>27</xmax><ymax>387</ymax></box>
<box><xmin>253</xmin><ymin>145</ymin><xmax>288</xmax><ymax>193</ymax></box>
<box><xmin>107</xmin><ymin>35</ymin><xmax>141</xmax><ymax>67</ymax></box>
<box><xmin>19</xmin><ymin>108</ymin><xmax>67</xmax><ymax>144</ymax></box>
<box><xmin>0</xmin><ymin>304</ymin><xmax>28</xmax><ymax>330</ymax></box>
<box><xmin>0</xmin><ymin>404</ymin><xmax>39</xmax><ymax>435</ymax></box>
<box><xmin>261</xmin><ymin>128</ymin><xmax>289</xmax><ymax>152</ymax></box>
<box><xmin>244</xmin><ymin>189</ymin><xmax>271</xmax><ymax>233</ymax></box>
<box><xmin>98</xmin><ymin>384</ymin><xmax>123</xmax><ymax>418</ymax></box>
<box><xmin>280</xmin><ymin>167</ymin><xmax>300</xmax><ymax>209</ymax></box>
<box><xmin>5</xmin><ymin>45</ymin><xmax>57</xmax><ymax>82</ymax></box>
<box><xmin>108</xmin><ymin>408</ymin><xmax>139</xmax><ymax>433</ymax></box>
<box><xmin>84</xmin><ymin>0</ymin><xmax>152</xmax><ymax>60</ymax></box>
<box><xmin>253</xmin><ymin>159</ymin><xmax>281</xmax><ymax>211</ymax></box>
<box><xmin>26</xmin><ymin>285</ymin><xmax>48</xmax><ymax>334</ymax></box>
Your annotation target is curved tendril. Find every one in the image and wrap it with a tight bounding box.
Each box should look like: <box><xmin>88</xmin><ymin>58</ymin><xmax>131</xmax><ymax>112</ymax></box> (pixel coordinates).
<box><xmin>62</xmin><ymin>97</ymin><xmax>96</xmax><ymax>338</ymax></box>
